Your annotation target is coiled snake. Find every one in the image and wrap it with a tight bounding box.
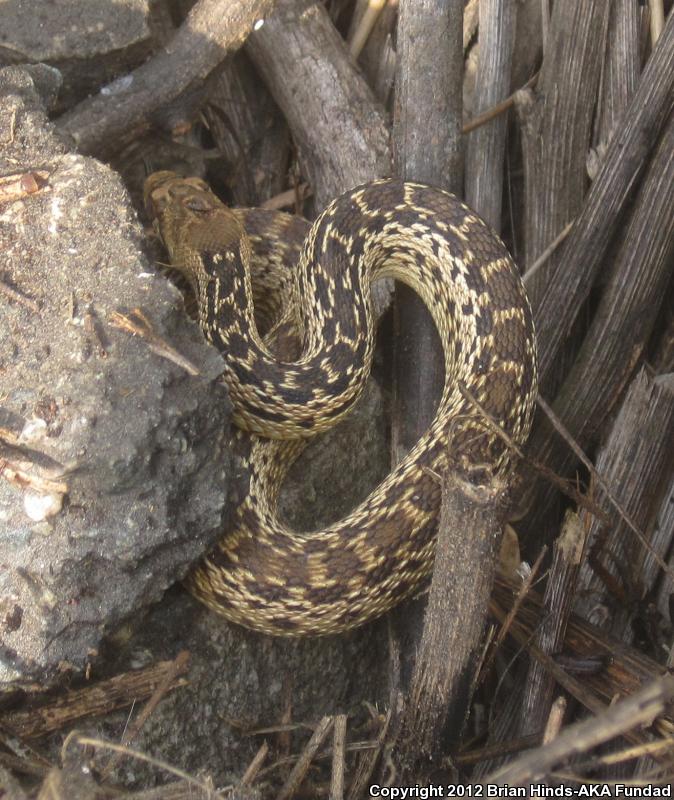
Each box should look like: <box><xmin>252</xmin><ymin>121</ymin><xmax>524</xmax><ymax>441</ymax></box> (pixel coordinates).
<box><xmin>144</xmin><ymin>173</ymin><xmax>537</xmax><ymax>636</ymax></box>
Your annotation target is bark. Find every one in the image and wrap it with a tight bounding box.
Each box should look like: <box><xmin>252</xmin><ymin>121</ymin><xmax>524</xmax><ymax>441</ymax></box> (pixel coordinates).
<box><xmin>56</xmin><ymin>0</ymin><xmax>275</xmax><ymax>154</ymax></box>
<box><xmin>522</xmin><ymin>111</ymin><xmax>674</xmax><ymax>531</ymax></box>
<box><xmin>394</xmin><ymin>475</ymin><xmax>506</xmax><ymax>775</ymax></box>
<box><xmin>531</xmin><ymin>11</ymin><xmax>674</xmax><ymax>385</ymax></box>
<box><xmin>575</xmin><ymin>369</ymin><xmax>674</xmax><ymax>641</ymax></box>
<box><xmin>245</xmin><ymin>0</ymin><xmax>391</xmax><ymax>211</ymax></box>
<box><xmin>391</xmin><ymin>0</ymin><xmax>463</xmax><ymax>463</ymax></box>
<box><xmin>465</xmin><ymin>0</ymin><xmax>516</xmax><ymax>232</ymax></box>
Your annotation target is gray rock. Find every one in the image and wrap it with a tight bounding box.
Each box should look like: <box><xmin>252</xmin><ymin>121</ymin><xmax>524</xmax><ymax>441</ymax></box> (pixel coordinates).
<box><xmin>0</xmin><ymin>65</ymin><xmax>392</xmax><ymax>791</ymax></box>
<box><xmin>0</xmin><ymin>0</ymin><xmax>153</xmax><ymax>108</ymax></box>
<box><xmin>280</xmin><ymin>379</ymin><xmax>389</xmax><ymax>531</ymax></box>
<box><xmin>95</xmin><ymin>589</ymin><xmax>387</xmax><ymax>790</ymax></box>
<box><xmin>0</xmin><ymin>66</ymin><xmax>230</xmax><ymax>684</ymax></box>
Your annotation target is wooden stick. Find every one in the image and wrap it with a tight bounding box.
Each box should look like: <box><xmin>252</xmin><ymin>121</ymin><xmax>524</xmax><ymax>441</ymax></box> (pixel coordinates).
<box><xmin>239</xmin><ymin>741</ymin><xmax>269</xmax><ymax>787</ymax></box>
<box><xmin>522</xmin><ymin>112</ymin><xmax>674</xmax><ymax>540</ymax></box>
<box><xmin>542</xmin><ymin>697</ymin><xmax>567</xmax><ymax>744</ymax></box>
<box><xmin>348</xmin><ymin>0</ymin><xmax>387</xmax><ymax>59</ymax></box>
<box><xmin>522</xmin><ymin>221</ymin><xmax>574</xmax><ymax>285</ymax></box>
<box><xmin>650</xmin><ymin>0</ymin><xmax>665</xmax><ymax>44</ymax></box>
<box><xmin>109</xmin><ymin>309</ymin><xmax>201</xmax><ymax>376</ymax></box>
<box><xmin>465</xmin><ymin>0</ymin><xmax>516</xmax><ymax>231</ymax></box>
<box><xmin>275</xmin><ymin>715</ymin><xmax>333</xmax><ymax>800</ymax></box>
<box><xmin>393</xmin><ymin>472</ymin><xmax>506</xmax><ymax>774</ymax></box>
<box><xmin>260</xmin><ymin>183</ymin><xmax>310</xmax><ymax>211</ymax></box>
<box><xmin>520</xmin><ymin>0</ymin><xmax>609</xmax><ymax>313</ymax></box>
<box><xmin>482</xmin><ymin>674</ymin><xmax>674</xmax><ymax>786</ymax></box>
<box><xmin>1</xmin><ymin>658</ymin><xmax>188</xmax><ymax>739</ymax></box>
<box><xmin>520</xmin><ymin>512</ymin><xmax>586</xmax><ymax>736</ymax></box>
<box><xmin>532</xmin><ymin>10</ymin><xmax>674</xmax><ymax>383</ymax></box>
<box><xmin>56</xmin><ymin>0</ymin><xmax>274</xmax><ymax>154</ymax></box>
<box><xmin>491</xmin><ymin>575</ymin><xmax>674</xmax><ymax>729</ymax></box>
<box><xmin>537</xmin><ymin>390</ymin><xmax>673</xmax><ymax>576</ymax></box>
<box><xmin>481</xmin><ymin>546</ymin><xmax>547</xmax><ymax>681</ymax></box>
<box><xmin>329</xmin><ymin>714</ymin><xmax>347</xmax><ymax>800</ymax></box>
<box><xmin>391</xmin><ymin>0</ymin><xmax>462</xmax><ymax>487</ymax></box>
<box><xmin>100</xmin><ymin>650</ymin><xmax>190</xmax><ymax>779</ymax></box>
<box><xmin>246</xmin><ymin>0</ymin><xmax>390</xmax><ymax>211</ymax></box>
<box><xmin>347</xmin><ymin>708</ymin><xmax>391</xmax><ymax>800</ymax></box>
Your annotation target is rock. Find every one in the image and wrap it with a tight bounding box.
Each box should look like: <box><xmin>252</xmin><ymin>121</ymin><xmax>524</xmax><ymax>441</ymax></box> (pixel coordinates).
<box><xmin>0</xmin><ymin>0</ymin><xmax>154</xmax><ymax>109</ymax></box>
<box><xmin>85</xmin><ymin>383</ymin><xmax>391</xmax><ymax>790</ymax></box>
<box><xmin>94</xmin><ymin>589</ymin><xmax>387</xmax><ymax>789</ymax></box>
<box><xmin>0</xmin><ymin>64</ymin><xmax>392</xmax><ymax>790</ymax></box>
<box><xmin>0</xmin><ymin>66</ymin><xmax>231</xmax><ymax>684</ymax></box>
<box><xmin>280</xmin><ymin>379</ymin><xmax>389</xmax><ymax>531</ymax></box>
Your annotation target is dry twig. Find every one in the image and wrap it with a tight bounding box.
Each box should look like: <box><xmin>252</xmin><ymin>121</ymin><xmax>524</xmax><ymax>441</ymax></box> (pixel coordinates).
<box><xmin>1</xmin><ymin>658</ymin><xmax>189</xmax><ymax>739</ymax></box>
<box><xmin>330</xmin><ymin>714</ymin><xmax>348</xmax><ymax>800</ymax></box>
<box><xmin>275</xmin><ymin>715</ymin><xmax>334</xmax><ymax>800</ymax></box>
<box><xmin>100</xmin><ymin>650</ymin><xmax>190</xmax><ymax>779</ymax></box>
<box><xmin>239</xmin><ymin>741</ymin><xmax>269</xmax><ymax>788</ymax></box>
<box><xmin>522</xmin><ymin>221</ymin><xmax>574</xmax><ymax>285</ymax></box>
<box><xmin>482</xmin><ymin>674</ymin><xmax>674</xmax><ymax>786</ymax></box>
<box><xmin>0</xmin><ymin>280</ymin><xmax>40</xmax><ymax>313</ymax></box>
<box><xmin>110</xmin><ymin>308</ymin><xmax>201</xmax><ymax>376</ymax></box>
<box><xmin>56</xmin><ymin>0</ymin><xmax>275</xmax><ymax>154</ymax></box>
<box><xmin>348</xmin><ymin>0</ymin><xmax>388</xmax><ymax>59</ymax></box>
<box><xmin>480</xmin><ymin>546</ymin><xmax>547</xmax><ymax>681</ymax></box>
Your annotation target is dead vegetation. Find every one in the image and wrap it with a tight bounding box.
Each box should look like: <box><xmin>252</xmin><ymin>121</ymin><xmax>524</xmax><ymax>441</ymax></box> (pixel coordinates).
<box><xmin>2</xmin><ymin>0</ymin><xmax>674</xmax><ymax>797</ymax></box>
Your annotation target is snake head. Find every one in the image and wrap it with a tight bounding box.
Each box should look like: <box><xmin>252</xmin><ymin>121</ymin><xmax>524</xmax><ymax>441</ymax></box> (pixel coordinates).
<box><xmin>144</xmin><ymin>171</ymin><xmax>222</xmax><ymax>244</ymax></box>
<box><xmin>144</xmin><ymin>170</ymin><xmax>247</xmax><ymax>276</ymax></box>
<box><xmin>144</xmin><ymin>171</ymin><xmax>253</xmax><ymax>336</ymax></box>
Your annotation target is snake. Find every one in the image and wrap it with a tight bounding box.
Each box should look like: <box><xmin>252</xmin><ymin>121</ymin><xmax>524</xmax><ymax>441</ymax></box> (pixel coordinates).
<box><xmin>144</xmin><ymin>172</ymin><xmax>537</xmax><ymax>636</ymax></box>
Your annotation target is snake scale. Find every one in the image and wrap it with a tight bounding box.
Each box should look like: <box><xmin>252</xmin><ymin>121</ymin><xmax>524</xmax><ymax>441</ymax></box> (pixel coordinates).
<box><xmin>144</xmin><ymin>172</ymin><xmax>537</xmax><ymax>636</ymax></box>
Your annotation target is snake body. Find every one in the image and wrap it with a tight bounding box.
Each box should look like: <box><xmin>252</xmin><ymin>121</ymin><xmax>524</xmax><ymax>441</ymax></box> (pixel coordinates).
<box><xmin>144</xmin><ymin>173</ymin><xmax>537</xmax><ymax>636</ymax></box>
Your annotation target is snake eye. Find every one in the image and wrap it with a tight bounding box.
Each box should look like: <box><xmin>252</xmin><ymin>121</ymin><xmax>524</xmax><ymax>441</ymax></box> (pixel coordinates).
<box><xmin>184</xmin><ymin>195</ymin><xmax>215</xmax><ymax>213</ymax></box>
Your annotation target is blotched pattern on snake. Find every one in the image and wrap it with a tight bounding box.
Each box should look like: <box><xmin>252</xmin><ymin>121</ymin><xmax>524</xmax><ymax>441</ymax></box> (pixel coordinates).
<box><xmin>144</xmin><ymin>173</ymin><xmax>537</xmax><ymax>636</ymax></box>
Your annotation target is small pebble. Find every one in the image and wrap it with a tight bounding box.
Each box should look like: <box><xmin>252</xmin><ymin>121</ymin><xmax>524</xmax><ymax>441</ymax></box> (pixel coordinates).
<box><xmin>24</xmin><ymin>491</ymin><xmax>63</xmax><ymax>521</ymax></box>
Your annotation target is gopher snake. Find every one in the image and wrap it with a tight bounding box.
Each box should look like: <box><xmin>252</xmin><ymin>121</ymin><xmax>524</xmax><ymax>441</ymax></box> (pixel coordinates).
<box><xmin>144</xmin><ymin>172</ymin><xmax>537</xmax><ymax>635</ymax></box>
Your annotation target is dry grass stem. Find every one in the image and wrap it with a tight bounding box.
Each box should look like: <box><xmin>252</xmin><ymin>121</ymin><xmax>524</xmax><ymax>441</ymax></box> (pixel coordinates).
<box><xmin>463</xmin><ymin>72</ymin><xmax>539</xmax><ymax>135</ymax></box>
<box><xmin>481</xmin><ymin>546</ymin><xmax>548</xmax><ymax>680</ymax></box>
<box><xmin>2</xmin><ymin>658</ymin><xmax>189</xmax><ymax>739</ymax></box>
<box><xmin>483</xmin><ymin>674</ymin><xmax>674</xmax><ymax>786</ymax></box>
<box><xmin>523</xmin><ymin>221</ymin><xmax>574</xmax><ymax>286</ymax></box>
<box><xmin>69</xmin><ymin>735</ymin><xmax>225</xmax><ymax>795</ymax></box>
<box><xmin>536</xmin><ymin>394</ymin><xmax>672</xmax><ymax>575</ymax></box>
<box><xmin>348</xmin><ymin>0</ymin><xmax>387</xmax><ymax>58</ymax></box>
